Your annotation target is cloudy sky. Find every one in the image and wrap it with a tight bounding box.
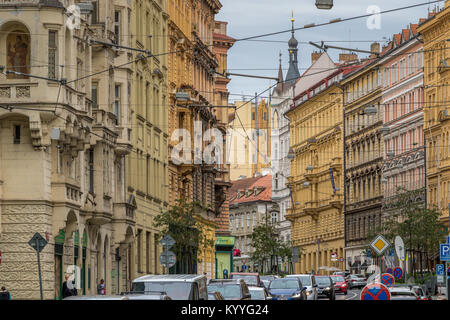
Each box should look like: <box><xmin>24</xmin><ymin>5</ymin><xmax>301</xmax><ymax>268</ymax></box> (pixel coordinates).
<box><xmin>216</xmin><ymin>0</ymin><xmax>443</xmax><ymax>103</ymax></box>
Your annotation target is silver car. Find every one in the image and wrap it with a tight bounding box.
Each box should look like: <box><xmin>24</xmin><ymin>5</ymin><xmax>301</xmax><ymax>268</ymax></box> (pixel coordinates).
<box><xmin>63</xmin><ymin>295</ymin><xmax>129</xmax><ymax>300</ymax></box>
<box><xmin>285</xmin><ymin>274</ymin><xmax>318</xmax><ymax>300</ymax></box>
<box><xmin>348</xmin><ymin>274</ymin><xmax>367</xmax><ymax>289</ymax></box>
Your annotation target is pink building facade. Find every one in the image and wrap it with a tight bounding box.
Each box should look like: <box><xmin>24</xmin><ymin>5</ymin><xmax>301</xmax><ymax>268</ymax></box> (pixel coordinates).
<box><xmin>381</xmin><ymin>24</ymin><xmax>425</xmax><ymax>200</ymax></box>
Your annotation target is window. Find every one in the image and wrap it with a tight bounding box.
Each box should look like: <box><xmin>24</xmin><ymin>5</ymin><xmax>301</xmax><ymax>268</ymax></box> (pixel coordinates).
<box><xmin>230</xmin><ymin>215</ymin><xmax>234</xmax><ymax>230</ymax></box>
<box><xmin>91</xmin><ymin>1</ymin><xmax>98</xmax><ymax>24</ymax></box>
<box><xmin>416</xmin><ymin>50</ymin><xmax>423</xmax><ymax>70</ymax></box>
<box><xmin>88</xmin><ymin>149</ymin><xmax>94</xmax><ymax>193</ymax></box>
<box><xmin>137</xmin><ymin>229</ymin><xmax>142</xmax><ymax>273</ymax></box>
<box><xmin>400</xmin><ymin>59</ymin><xmax>406</xmax><ymax>79</ymax></box>
<box><xmin>13</xmin><ymin>125</ymin><xmax>20</xmax><ymax>144</ymax></box>
<box><xmin>408</xmin><ymin>54</ymin><xmax>414</xmax><ymax>75</ymax></box>
<box><xmin>92</xmin><ymin>83</ymin><xmax>98</xmax><ymax>109</ymax></box>
<box><xmin>391</xmin><ymin>63</ymin><xmax>398</xmax><ymax>83</ymax></box>
<box><xmin>271</xmin><ymin>211</ymin><xmax>278</xmax><ymax>224</ymax></box>
<box><xmin>253</xmin><ymin>212</ymin><xmax>256</xmax><ymax>227</ymax></box>
<box><xmin>247</xmin><ymin>213</ymin><xmax>250</xmax><ymax>228</ymax></box>
<box><xmin>252</xmin><ymin>112</ymin><xmax>255</xmax><ymax>120</ymax></box>
<box><xmin>146</xmin><ymin>232</ymin><xmax>151</xmax><ymax>273</ymax></box>
<box><xmin>114</xmin><ymin>11</ymin><xmax>121</xmax><ymax>44</ymax></box>
<box><xmin>48</xmin><ymin>31</ymin><xmax>57</xmax><ymax>79</ymax></box>
<box><xmin>114</xmin><ymin>85</ymin><xmax>120</xmax><ymax>125</ymax></box>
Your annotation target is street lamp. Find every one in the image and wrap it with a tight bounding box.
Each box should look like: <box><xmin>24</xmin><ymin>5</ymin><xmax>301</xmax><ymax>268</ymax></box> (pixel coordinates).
<box><xmin>315</xmin><ymin>0</ymin><xmax>333</xmax><ymax>9</ymax></box>
<box><xmin>287</xmin><ymin>148</ymin><xmax>295</xmax><ymax>160</ymax></box>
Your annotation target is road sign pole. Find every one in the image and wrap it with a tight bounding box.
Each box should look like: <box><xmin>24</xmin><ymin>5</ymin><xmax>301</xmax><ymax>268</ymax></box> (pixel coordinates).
<box><xmin>446</xmin><ymin>261</ymin><xmax>449</xmax><ymax>300</ymax></box>
<box><xmin>36</xmin><ymin>241</ymin><xmax>43</xmax><ymax>300</ymax></box>
<box><xmin>165</xmin><ymin>244</ymin><xmax>169</xmax><ymax>275</ymax></box>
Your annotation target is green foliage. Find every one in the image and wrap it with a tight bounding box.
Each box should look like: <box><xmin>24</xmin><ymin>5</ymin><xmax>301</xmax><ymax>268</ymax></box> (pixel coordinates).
<box><xmin>153</xmin><ymin>199</ymin><xmax>214</xmax><ymax>271</ymax></box>
<box><xmin>249</xmin><ymin>223</ymin><xmax>300</xmax><ymax>273</ymax></box>
<box><xmin>365</xmin><ymin>187</ymin><xmax>447</xmax><ymax>275</ymax></box>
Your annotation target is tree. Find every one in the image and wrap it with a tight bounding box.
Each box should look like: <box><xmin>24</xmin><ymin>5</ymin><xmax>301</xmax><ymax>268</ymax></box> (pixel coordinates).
<box><xmin>153</xmin><ymin>199</ymin><xmax>214</xmax><ymax>274</ymax></box>
<box><xmin>366</xmin><ymin>187</ymin><xmax>447</xmax><ymax>279</ymax></box>
<box><xmin>249</xmin><ymin>223</ymin><xmax>299</xmax><ymax>273</ymax></box>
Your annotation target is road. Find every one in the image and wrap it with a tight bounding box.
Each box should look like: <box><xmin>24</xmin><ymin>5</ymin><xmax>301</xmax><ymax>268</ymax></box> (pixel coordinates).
<box><xmin>317</xmin><ymin>288</ymin><xmax>362</xmax><ymax>300</ymax></box>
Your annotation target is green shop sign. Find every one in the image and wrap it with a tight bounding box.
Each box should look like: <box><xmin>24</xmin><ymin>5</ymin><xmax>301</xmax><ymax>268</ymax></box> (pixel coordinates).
<box><xmin>215</xmin><ymin>236</ymin><xmax>235</xmax><ymax>246</ymax></box>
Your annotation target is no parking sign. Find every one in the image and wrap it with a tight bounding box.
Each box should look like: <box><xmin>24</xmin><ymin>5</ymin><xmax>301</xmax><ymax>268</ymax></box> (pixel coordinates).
<box><xmin>360</xmin><ymin>283</ymin><xmax>391</xmax><ymax>300</ymax></box>
<box><xmin>385</xmin><ymin>267</ymin><xmax>393</xmax><ymax>275</ymax></box>
<box><xmin>380</xmin><ymin>273</ymin><xmax>395</xmax><ymax>287</ymax></box>
<box><xmin>393</xmin><ymin>267</ymin><xmax>403</xmax><ymax>279</ymax></box>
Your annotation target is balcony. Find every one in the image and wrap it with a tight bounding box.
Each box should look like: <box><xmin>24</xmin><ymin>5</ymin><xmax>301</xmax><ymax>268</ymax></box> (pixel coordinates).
<box><xmin>51</xmin><ymin>178</ymin><xmax>83</xmax><ymax>207</ymax></box>
<box><xmin>115</xmin><ymin>126</ymin><xmax>132</xmax><ymax>156</ymax></box>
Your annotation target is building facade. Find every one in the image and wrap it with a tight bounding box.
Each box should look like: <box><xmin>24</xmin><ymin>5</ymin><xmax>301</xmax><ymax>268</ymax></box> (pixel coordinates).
<box><xmin>418</xmin><ymin>2</ymin><xmax>450</xmax><ymax>230</ymax></box>
<box><xmin>167</xmin><ymin>0</ymin><xmax>228</xmax><ymax>279</ymax></box>
<box><xmin>228</xmin><ymin>174</ymin><xmax>275</xmax><ymax>272</ymax></box>
<box><xmin>0</xmin><ymin>0</ymin><xmax>133</xmax><ymax>298</ymax></box>
<box><xmin>286</xmin><ymin>52</ymin><xmax>346</xmax><ymax>275</ymax></box>
<box><xmin>342</xmin><ymin>50</ymin><xmax>384</xmax><ymax>273</ymax></box>
<box><xmin>126</xmin><ymin>0</ymin><xmax>169</xmax><ymax>288</ymax></box>
<box><xmin>380</xmin><ymin>23</ymin><xmax>425</xmax><ymax>213</ymax></box>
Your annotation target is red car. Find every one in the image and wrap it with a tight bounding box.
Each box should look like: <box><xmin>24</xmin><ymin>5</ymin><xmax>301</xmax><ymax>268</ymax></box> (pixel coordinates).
<box><xmin>330</xmin><ymin>275</ymin><xmax>348</xmax><ymax>295</ymax></box>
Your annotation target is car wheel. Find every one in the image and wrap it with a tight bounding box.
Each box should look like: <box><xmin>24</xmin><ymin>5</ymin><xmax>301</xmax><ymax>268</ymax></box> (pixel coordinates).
<box><xmin>344</xmin><ymin>291</ymin><xmax>348</xmax><ymax>295</ymax></box>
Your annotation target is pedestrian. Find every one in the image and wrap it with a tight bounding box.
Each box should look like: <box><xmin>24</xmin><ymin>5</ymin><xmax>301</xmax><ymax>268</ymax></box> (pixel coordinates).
<box><xmin>0</xmin><ymin>286</ymin><xmax>11</xmax><ymax>300</ymax></box>
<box><xmin>62</xmin><ymin>274</ymin><xmax>77</xmax><ymax>299</ymax></box>
<box><xmin>97</xmin><ymin>279</ymin><xmax>106</xmax><ymax>295</ymax></box>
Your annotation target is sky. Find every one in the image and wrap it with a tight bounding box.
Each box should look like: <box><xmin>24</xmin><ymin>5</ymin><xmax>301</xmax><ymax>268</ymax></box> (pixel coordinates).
<box><xmin>216</xmin><ymin>0</ymin><xmax>444</xmax><ymax>103</ymax></box>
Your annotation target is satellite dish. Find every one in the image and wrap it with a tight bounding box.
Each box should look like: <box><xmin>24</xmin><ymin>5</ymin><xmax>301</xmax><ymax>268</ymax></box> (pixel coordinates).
<box><xmin>395</xmin><ymin>236</ymin><xmax>405</xmax><ymax>261</ymax></box>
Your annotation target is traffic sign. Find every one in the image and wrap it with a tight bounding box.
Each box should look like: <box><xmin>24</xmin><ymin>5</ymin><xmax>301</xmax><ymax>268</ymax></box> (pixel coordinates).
<box><xmin>370</xmin><ymin>235</ymin><xmax>390</xmax><ymax>256</ymax></box>
<box><xmin>385</xmin><ymin>267</ymin><xmax>393</xmax><ymax>275</ymax></box>
<box><xmin>28</xmin><ymin>232</ymin><xmax>48</xmax><ymax>253</ymax></box>
<box><xmin>394</xmin><ymin>236</ymin><xmax>405</xmax><ymax>261</ymax></box>
<box><xmin>380</xmin><ymin>273</ymin><xmax>395</xmax><ymax>287</ymax></box>
<box><xmin>437</xmin><ymin>264</ymin><xmax>444</xmax><ymax>275</ymax></box>
<box><xmin>159</xmin><ymin>250</ymin><xmax>176</xmax><ymax>268</ymax></box>
<box><xmin>393</xmin><ymin>267</ymin><xmax>403</xmax><ymax>279</ymax></box>
<box><xmin>160</xmin><ymin>234</ymin><xmax>176</xmax><ymax>248</ymax></box>
<box><xmin>242</xmin><ymin>264</ymin><xmax>247</xmax><ymax>270</ymax></box>
<box><xmin>360</xmin><ymin>283</ymin><xmax>391</xmax><ymax>300</ymax></box>
<box><xmin>440</xmin><ymin>243</ymin><xmax>450</xmax><ymax>261</ymax></box>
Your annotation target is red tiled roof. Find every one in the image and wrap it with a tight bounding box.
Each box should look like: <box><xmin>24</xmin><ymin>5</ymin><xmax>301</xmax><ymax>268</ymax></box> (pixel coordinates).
<box><xmin>410</xmin><ymin>24</ymin><xmax>418</xmax><ymax>36</ymax></box>
<box><xmin>213</xmin><ymin>32</ymin><xmax>236</xmax><ymax>42</ymax></box>
<box><xmin>229</xmin><ymin>175</ymin><xmax>272</xmax><ymax>204</ymax></box>
<box><xmin>402</xmin><ymin>29</ymin><xmax>410</xmax><ymax>41</ymax></box>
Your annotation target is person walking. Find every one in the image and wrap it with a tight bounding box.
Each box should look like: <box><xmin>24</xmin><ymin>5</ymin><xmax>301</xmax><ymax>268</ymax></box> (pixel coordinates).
<box><xmin>97</xmin><ymin>279</ymin><xmax>106</xmax><ymax>295</ymax></box>
<box><xmin>0</xmin><ymin>286</ymin><xmax>11</xmax><ymax>300</ymax></box>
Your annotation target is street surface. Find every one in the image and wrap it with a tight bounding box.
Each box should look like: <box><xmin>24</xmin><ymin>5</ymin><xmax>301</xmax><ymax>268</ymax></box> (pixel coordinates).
<box><xmin>317</xmin><ymin>288</ymin><xmax>362</xmax><ymax>301</ymax></box>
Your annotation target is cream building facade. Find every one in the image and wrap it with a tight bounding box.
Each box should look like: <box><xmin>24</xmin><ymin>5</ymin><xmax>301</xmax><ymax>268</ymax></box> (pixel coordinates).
<box><xmin>0</xmin><ymin>0</ymin><xmax>134</xmax><ymax>299</ymax></box>
<box><xmin>125</xmin><ymin>0</ymin><xmax>169</xmax><ymax>288</ymax></box>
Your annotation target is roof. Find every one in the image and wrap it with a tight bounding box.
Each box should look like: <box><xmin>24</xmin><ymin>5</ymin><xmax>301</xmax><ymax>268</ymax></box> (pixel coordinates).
<box><xmin>229</xmin><ymin>175</ymin><xmax>272</xmax><ymax>205</ymax></box>
<box><xmin>213</xmin><ymin>32</ymin><xmax>236</xmax><ymax>42</ymax></box>
<box><xmin>133</xmin><ymin>274</ymin><xmax>206</xmax><ymax>282</ymax></box>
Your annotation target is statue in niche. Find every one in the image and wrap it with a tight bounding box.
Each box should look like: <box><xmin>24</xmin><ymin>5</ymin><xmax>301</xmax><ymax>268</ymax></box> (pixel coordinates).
<box><xmin>7</xmin><ymin>31</ymin><xmax>30</xmax><ymax>79</ymax></box>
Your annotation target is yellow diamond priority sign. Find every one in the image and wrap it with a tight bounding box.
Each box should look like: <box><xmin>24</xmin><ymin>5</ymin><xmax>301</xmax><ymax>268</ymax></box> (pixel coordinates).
<box><xmin>370</xmin><ymin>235</ymin><xmax>390</xmax><ymax>256</ymax></box>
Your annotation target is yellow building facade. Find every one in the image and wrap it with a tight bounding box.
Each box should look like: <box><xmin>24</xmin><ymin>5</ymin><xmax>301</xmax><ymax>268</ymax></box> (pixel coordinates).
<box><xmin>167</xmin><ymin>0</ymin><xmax>227</xmax><ymax>278</ymax></box>
<box><xmin>228</xmin><ymin>99</ymin><xmax>271</xmax><ymax>181</ymax></box>
<box><xmin>418</xmin><ymin>1</ymin><xmax>450</xmax><ymax>229</ymax></box>
<box><xmin>126</xmin><ymin>0</ymin><xmax>169</xmax><ymax>284</ymax></box>
<box><xmin>286</xmin><ymin>66</ymin><xmax>345</xmax><ymax>274</ymax></box>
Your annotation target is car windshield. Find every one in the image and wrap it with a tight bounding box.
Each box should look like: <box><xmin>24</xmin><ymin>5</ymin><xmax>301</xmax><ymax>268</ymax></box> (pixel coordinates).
<box><xmin>315</xmin><ymin>277</ymin><xmax>331</xmax><ymax>285</ymax></box>
<box><xmin>298</xmin><ymin>276</ymin><xmax>311</xmax><ymax>286</ymax></box>
<box><xmin>230</xmin><ymin>275</ymin><xmax>258</xmax><ymax>286</ymax></box>
<box><xmin>249</xmin><ymin>289</ymin><xmax>265</xmax><ymax>300</ymax></box>
<box><xmin>131</xmin><ymin>282</ymin><xmax>192</xmax><ymax>300</ymax></box>
<box><xmin>207</xmin><ymin>284</ymin><xmax>241</xmax><ymax>299</ymax></box>
<box><xmin>332</xmin><ymin>276</ymin><xmax>345</xmax><ymax>283</ymax></box>
<box><xmin>269</xmin><ymin>279</ymin><xmax>299</xmax><ymax>290</ymax></box>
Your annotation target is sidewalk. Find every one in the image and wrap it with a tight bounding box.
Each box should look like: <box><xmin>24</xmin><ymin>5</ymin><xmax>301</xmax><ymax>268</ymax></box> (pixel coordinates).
<box><xmin>432</xmin><ymin>287</ymin><xmax>447</xmax><ymax>300</ymax></box>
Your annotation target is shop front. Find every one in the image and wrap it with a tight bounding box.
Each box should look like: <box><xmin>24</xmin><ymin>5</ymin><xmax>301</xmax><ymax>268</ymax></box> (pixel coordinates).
<box><xmin>215</xmin><ymin>236</ymin><xmax>235</xmax><ymax>279</ymax></box>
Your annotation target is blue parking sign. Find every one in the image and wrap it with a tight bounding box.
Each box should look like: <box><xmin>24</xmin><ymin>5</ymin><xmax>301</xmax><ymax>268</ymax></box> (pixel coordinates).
<box><xmin>440</xmin><ymin>243</ymin><xmax>450</xmax><ymax>261</ymax></box>
<box><xmin>436</xmin><ymin>264</ymin><xmax>444</xmax><ymax>275</ymax></box>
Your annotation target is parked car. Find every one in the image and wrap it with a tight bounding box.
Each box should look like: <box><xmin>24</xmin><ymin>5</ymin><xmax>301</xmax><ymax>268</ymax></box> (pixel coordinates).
<box><xmin>389</xmin><ymin>286</ymin><xmax>420</xmax><ymax>300</ymax></box>
<box><xmin>63</xmin><ymin>295</ymin><xmax>129</xmax><ymax>300</ymax></box>
<box><xmin>348</xmin><ymin>274</ymin><xmax>367</xmax><ymax>289</ymax></box>
<box><xmin>131</xmin><ymin>274</ymin><xmax>208</xmax><ymax>300</ymax></box>
<box><xmin>315</xmin><ymin>276</ymin><xmax>336</xmax><ymax>300</ymax></box>
<box><xmin>268</xmin><ymin>277</ymin><xmax>307</xmax><ymax>300</ymax></box>
<box><xmin>333</xmin><ymin>270</ymin><xmax>351</xmax><ymax>278</ymax></box>
<box><xmin>260</xmin><ymin>275</ymin><xmax>279</xmax><ymax>288</ymax></box>
<box><xmin>207</xmin><ymin>279</ymin><xmax>251</xmax><ymax>300</ymax></box>
<box><xmin>412</xmin><ymin>285</ymin><xmax>432</xmax><ymax>300</ymax></box>
<box><xmin>248</xmin><ymin>286</ymin><xmax>272</xmax><ymax>300</ymax></box>
<box><xmin>123</xmin><ymin>291</ymin><xmax>172</xmax><ymax>300</ymax></box>
<box><xmin>208</xmin><ymin>291</ymin><xmax>225</xmax><ymax>300</ymax></box>
<box><xmin>330</xmin><ymin>275</ymin><xmax>348</xmax><ymax>295</ymax></box>
<box><xmin>230</xmin><ymin>272</ymin><xmax>263</xmax><ymax>287</ymax></box>
<box><xmin>285</xmin><ymin>274</ymin><xmax>318</xmax><ymax>300</ymax></box>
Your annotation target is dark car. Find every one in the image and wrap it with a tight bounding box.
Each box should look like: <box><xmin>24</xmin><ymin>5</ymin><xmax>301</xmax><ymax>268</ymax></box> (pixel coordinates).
<box><xmin>268</xmin><ymin>278</ymin><xmax>307</xmax><ymax>300</ymax></box>
<box><xmin>207</xmin><ymin>279</ymin><xmax>251</xmax><ymax>300</ymax></box>
<box><xmin>208</xmin><ymin>291</ymin><xmax>225</xmax><ymax>300</ymax></box>
<box><xmin>315</xmin><ymin>276</ymin><xmax>336</xmax><ymax>300</ymax></box>
<box><xmin>412</xmin><ymin>285</ymin><xmax>432</xmax><ymax>300</ymax></box>
<box><xmin>330</xmin><ymin>275</ymin><xmax>348</xmax><ymax>295</ymax></box>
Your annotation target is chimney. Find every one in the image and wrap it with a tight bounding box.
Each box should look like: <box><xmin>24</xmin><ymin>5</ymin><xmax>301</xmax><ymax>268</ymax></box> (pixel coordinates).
<box><xmin>311</xmin><ymin>51</ymin><xmax>322</xmax><ymax>64</ymax></box>
<box><xmin>339</xmin><ymin>53</ymin><xmax>358</xmax><ymax>64</ymax></box>
<box><xmin>370</xmin><ymin>42</ymin><xmax>380</xmax><ymax>55</ymax></box>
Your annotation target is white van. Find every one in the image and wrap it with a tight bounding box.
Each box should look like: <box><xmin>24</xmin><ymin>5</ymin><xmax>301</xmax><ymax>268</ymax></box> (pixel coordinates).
<box><xmin>131</xmin><ymin>274</ymin><xmax>208</xmax><ymax>300</ymax></box>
